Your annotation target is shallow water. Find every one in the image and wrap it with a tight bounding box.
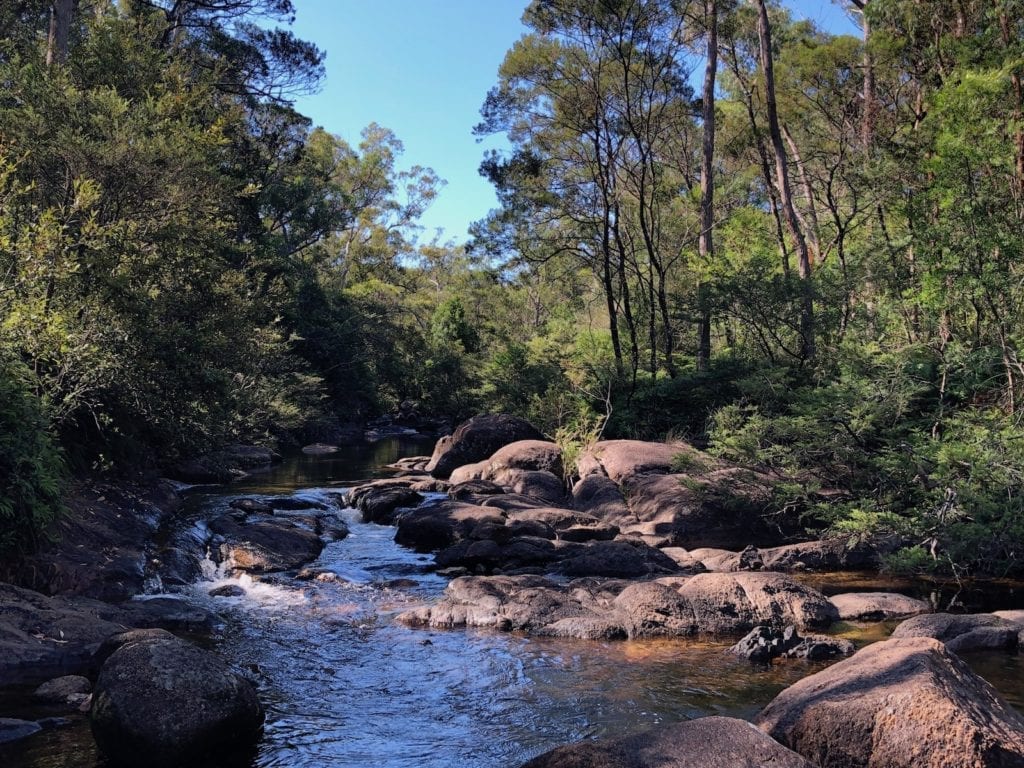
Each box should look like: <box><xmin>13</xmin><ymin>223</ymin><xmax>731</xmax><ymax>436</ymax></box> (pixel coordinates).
<box><xmin>5</xmin><ymin>440</ymin><xmax>1024</xmax><ymax>768</ymax></box>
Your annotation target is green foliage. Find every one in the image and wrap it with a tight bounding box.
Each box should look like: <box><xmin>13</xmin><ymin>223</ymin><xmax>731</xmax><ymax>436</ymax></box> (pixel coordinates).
<box><xmin>0</xmin><ymin>354</ymin><xmax>65</xmax><ymax>557</ymax></box>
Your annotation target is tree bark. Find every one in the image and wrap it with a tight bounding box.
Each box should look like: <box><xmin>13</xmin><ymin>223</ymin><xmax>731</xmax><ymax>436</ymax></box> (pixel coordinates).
<box><xmin>756</xmin><ymin>0</ymin><xmax>814</xmax><ymax>360</ymax></box>
<box><xmin>46</xmin><ymin>0</ymin><xmax>74</xmax><ymax>66</ymax></box>
<box><xmin>782</xmin><ymin>125</ymin><xmax>821</xmax><ymax>266</ymax></box>
<box><xmin>696</xmin><ymin>0</ymin><xmax>717</xmax><ymax>372</ymax></box>
<box><xmin>850</xmin><ymin>0</ymin><xmax>875</xmax><ymax>150</ymax></box>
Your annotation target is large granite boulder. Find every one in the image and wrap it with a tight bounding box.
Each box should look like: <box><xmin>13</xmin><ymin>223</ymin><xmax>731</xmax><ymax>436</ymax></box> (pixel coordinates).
<box><xmin>890</xmin><ymin>612</ymin><xmax>1020</xmax><ymax>653</ymax></box>
<box><xmin>578</xmin><ymin>440</ymin><xmax>703</xmax><ymax>483</ymax></box>
<box><xmin>676</xmin><ymin>572</ymin><xmax>839</xmax><ymax>633</ymax></box>
<box><xmin>426</xmin><ymin>414</ymin><xmax>545</xmax><ymax>478</ymax></box>
<box><xmin>90</xmin><ymin>632</ymin><xmax>263</xmax><ymax>767</ymax></box>
<box><xmin>11</xmin><ymin>480</ymin><xmax>180</xmax><ymax>602</ymax></box>
<box><xmin>829</xmin><ymin>592</ymin><xmax>931</xmax><ymax>621</ymax></box>
<box><xmin>488</xmin><ymin>440</ymin><xmax>564</xmax><ymax>477</ymax></box>
<box><xmin>756</xmin><ymin>637</ymin><xmax>1024</xmax><ymax>768</ymax></box>
<box><xmin>520</xmin><ymin>716</ymin><xmax>816</xmax><ymax>768</ymax></box>
<box><xmin>393</xmin><ymin>500</ymin><xmax>506</xmax><ymax>551</ymax></box>
<box><xmin>574</xmin><ymin>439</ymin><xmax>793</xmax><ymax>548</ymax></box>
<box><xmin>355</xmin><ymin>486</ymin><xmax>424</xmax><ymax>524</ymax></box>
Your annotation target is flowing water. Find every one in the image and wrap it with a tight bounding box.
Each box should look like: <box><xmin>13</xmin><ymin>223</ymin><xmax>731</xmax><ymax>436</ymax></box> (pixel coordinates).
<box><xmin>5</xmin><ymin>438</ymin><xmax>1024</xmax><ymax>767</ymax></box>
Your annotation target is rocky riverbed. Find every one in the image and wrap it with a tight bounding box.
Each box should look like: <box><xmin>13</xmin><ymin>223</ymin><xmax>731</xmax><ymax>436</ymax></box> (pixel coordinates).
<box><xmin>3</xmin><ymin>418</ymin><xmax>1024</xmax><ymax>767</ymax></box>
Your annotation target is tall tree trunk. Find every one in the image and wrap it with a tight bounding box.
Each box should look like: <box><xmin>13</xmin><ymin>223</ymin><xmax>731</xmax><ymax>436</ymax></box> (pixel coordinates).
<box><xmin>726</xmin><ymin>44</ymin><xmax>790</xmax><ymax>275</ymax></box>
<box><xmin>782</xmin><ymin>125</ymin><xmax>821</xmax><ymax>266</ymax></box>
<box><xmin>46</xmin><ymin>0</ymin><xmax>74</xmax><ymax>66</ymax></box>
<box><xmin>696</xmin><ymin>0</ymin><xmax>717</xmax><ymax>372</ymax></box>
<box><xmin>756</xmin><ymin>0</ymin><xmax>815</xmax><ymax>360</ymax></box>
<box><xmin>851</xmin><ymin>0</ymin><xmax>875</xmax><ymax>150</ymax></box>
<box><xmin>1000</xmin><ymin>11</ymin><xmax>1024</xmax><ymax>205</ymax></box>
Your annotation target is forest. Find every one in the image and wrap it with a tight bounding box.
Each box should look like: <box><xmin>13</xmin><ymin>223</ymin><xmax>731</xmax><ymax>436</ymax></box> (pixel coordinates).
<box><xmin>2</xmin><ymin>0</ymin><xmax>1024</xmax><ymax>580</ymax></box>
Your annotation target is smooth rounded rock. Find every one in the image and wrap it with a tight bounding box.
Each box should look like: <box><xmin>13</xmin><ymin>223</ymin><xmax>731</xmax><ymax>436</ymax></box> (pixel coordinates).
<box><xmin>756</xmin><ymin>637</ymin><xmax>1024</xmax><ymax>768</ymax></box>
<box><xmin>90</xmin><ymin>633</ymin><xmax>263</xmax><ymax>767</ymax></box>
<box><xmin>890</xmin><ymin>612</ymin><xmax>1020</xmax><ymax>653</ymax></box>
<box><xmin>829</xmin><ymin>592</ymin><xmax>930</xmax><ymax>621</ymax></box>
<box><xmin>33</xmin><ymin>675</ymin><xmax>91</xmax><ymax>703</ymax></box>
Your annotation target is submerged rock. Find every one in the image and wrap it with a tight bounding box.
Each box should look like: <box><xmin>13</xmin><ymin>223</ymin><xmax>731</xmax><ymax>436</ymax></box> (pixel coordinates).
<box><xmin>0</xmin><ymin>718</ymin><xmax>43</xmax><ymax>745</ymax></box>
<box><xmin>90</xmin><ymin>632</ymin><xmax>263</xmax><ymax>768</ymax></box>
<box><xmin>756</xmin><ymin>637</ymin><xmax>1024</xmax><ymax>768</ymax></box>
<box><xmin>520</xmin><ymin>716</ymin><xmax>816</xmax><ymax>768</ymax></box>
<box><xmin>730</xmin><ymin>625</ymin><xmax>853</xmax><ymax>663</ymax></box>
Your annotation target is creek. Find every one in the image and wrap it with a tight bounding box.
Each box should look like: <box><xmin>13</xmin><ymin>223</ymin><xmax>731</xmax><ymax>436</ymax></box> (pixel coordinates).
<box><xmin>5</xmin><ymin>437</ymin><xmax>1024</xmax><ymax>767</ymax></box>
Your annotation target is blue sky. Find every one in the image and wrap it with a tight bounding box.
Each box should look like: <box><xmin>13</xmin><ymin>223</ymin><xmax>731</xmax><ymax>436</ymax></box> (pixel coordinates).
<box><xmin>290</xmin><ymin>1</ymin><xmax>860</xmax><ymax>245</ymax></box>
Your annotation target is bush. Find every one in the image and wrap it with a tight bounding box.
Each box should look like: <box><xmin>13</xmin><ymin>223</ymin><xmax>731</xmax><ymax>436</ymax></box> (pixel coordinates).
<box><xmin>0</xmin><ymin>353</ymin><xmax>65</xmax><ymax>557</ymax></box>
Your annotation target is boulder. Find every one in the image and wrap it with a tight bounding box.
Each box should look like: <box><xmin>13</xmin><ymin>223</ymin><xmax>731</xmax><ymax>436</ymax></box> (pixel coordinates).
<box><xmin>488</xmin><ymin>440</ymin><xmax>564</xmax><ymax>477</ymax></box>
<box><xmin>572</xmin><ymin>473</ymin><xmax>633</xmax><ymax>522</ymax></box>
<box><xmin>676</xmin><ymin>572</ymin><xmax>838</xmax><ymax>633</ymax></box>
<box><xmin>209</xmin><ymin>584</ymin><xmax>246</xmax><ymax>598</ymax></box>
<box><xmin>624</xmin><ymin>469</ymin><xmax>779</xmax><ymax>549</ymax></box>
<box><xmin>756</xmin><ymin>637</ymin><xmax>1024</xmax><ymax>768</ymax></box>
<box><xmin>577</xmin><ymin>440</ymin><xmax>706</xmax><ymax>483</ymax></box>
<box><xmin>33</xmin><ymin>675</ymin><xmax>91</xmax><ymax>704</ymax></box>
<box><xmin>301</xmin><ymin>443</ymin><xmax>338</xmax><ymax>455</ymax></box>
<box><xmin>448</xmin><ymin>478</ymin><xmax>506</xmax><ymax>499</ymax></box>
<box><xmin>890</xmin><ymin>612</ymin><xmax>1020</xmax><ymax>653</ymax></box>
<box><xmin>267</xmin><ymin>496</ymin><xmax>327</xmax><ymax>511</ymax></box>
<box><xmin>479</xmin><ymin>493</ymin><xmax>570</xmax><ymax>512</ymax></box>
<box><xmin>612</xmin><ymin>581</ymin><xmax>697</xmax><ymax>638</ymax></box>
<box><xmin>557</xmin><ymin>540</ymin><xmax>682</xmax><ymax>579</ymax></box>
<box><xmin>449</xmin><ymin>461</ymin><xmax>490</xmax><ymax>484</ymax></box>
<box><xmin>730</xmin><ymin>625</ymin><xmax>854</xmax><ymax>663</ymax></box>
<box><xmin>520</xmin><ymin>716</ymin><xmax>816</xmax><ymax>768</ymax></box>
<box><xmin>426</xmin><ymin>414</ymin><xmax>545</xmax><ymax>478</ymax></box>
<box><xmin>491</xmin><ymin>468</ymin><xmax>566</xmax><ymax>504</ymax></box>
<box><xmin>208</xmin><ymin>515</ymin><xmax>323</xmax><ymax>573</ymax></box>
<box><xmin>355</xmin><ymin>486</ymin><xmax>424</xmax><ymax>524</ymax></box>
<box><xmin>393</xmin><ymin>501</ymin><xmax>505</xmax><ymax>552</ymax></box>
<box><xmin>659</xmin><ymin>547</ymin><xmax>707</xmax><ymax>573</ymax></box>
<box><xmin>398</xmin><ymin>575</ymin><xmax>590</xmax><ymax>633</ymax></box>
<box><xmin>90</xmin><ymin>632</ymin><xmax>263</xmax><ymax>767</ymax></box>
<box><xmin>0</xmin><ymin>583</ymin><xmax>139</xmax><ymax>685</ymax></box>
<box><xmin>228</xmin><ymin>498</ymin><xmax>273</xmax><ymax>515</ymax></box>
<box><xmin>434</xmin><ymin>535</ymin><xmax>560</xmax><ymax>572</ymax></box>
<box><xmin>12</xmin><ymin>480</ymin><xmax>179</xmax><ymax>602</ymax></box>
<box><xmin>115</xmin><ymin>596</ymin><xmax>221</xmax><ymax>634</ymax></box>
<box><xmin>829</xmin><ymin>592</ymin><xmax>931</xmax><ymax>621</ymax></box>
<box><xmin>759</xmin><ymin>538</ymin><xmax>885</xmax><ymax>572</ymax></box>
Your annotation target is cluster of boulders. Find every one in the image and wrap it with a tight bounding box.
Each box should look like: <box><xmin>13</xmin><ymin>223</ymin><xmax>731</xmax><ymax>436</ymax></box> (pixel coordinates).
<box><xmin>343</xmin><ymin>413</ymin><xmax>1024</xmax><ymax>767</ymax></box>
<box><xmin>0</xmin><ymin>581</ymin><xmax>264</xmax><ymax>764</ymax></box>
<box><xmin>5</xmin><ymin>415</ymin><xmax>1024</xmax><ymax>768</ymax></box>
<box><xmin>0</xmin><ymin>462</ymin><xmax>352</xmax><ymax>764</ymax></box>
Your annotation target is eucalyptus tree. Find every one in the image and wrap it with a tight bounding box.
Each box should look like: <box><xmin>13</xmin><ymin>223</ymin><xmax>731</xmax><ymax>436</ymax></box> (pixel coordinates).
<box><xmin>477</xmin><ymin>0</ymin><xmax>702</xmax><ymax>381</ymax></box>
